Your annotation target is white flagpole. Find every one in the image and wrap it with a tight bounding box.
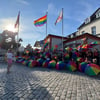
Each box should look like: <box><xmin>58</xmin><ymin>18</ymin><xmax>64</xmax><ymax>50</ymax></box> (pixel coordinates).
<box><xmin>43</xmin><ymin>12</ymin><xmax>48</xmax><ymax>52</ymax></box>
<box><xmin>62</xmin><ymin>8</ymin><xmax>64</xmax><ymax>60</ymax></box>
<box><xmin>16</xmin><ymin>11</ymin><xmax>20</xmax><ymax>52</ymax></box>
<box><xmin>17</xmin><ymin>22</ymin><xmax>19</xmax><ymax>52</ymax></box>
<box><xmin>46</xmin><ymin>12</ymin><xmax>48</xmax><ymax>37</ymax></box>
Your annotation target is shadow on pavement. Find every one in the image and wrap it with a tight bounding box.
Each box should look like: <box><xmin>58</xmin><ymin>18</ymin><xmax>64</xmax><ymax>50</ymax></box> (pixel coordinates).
<box><xmin>0</xmin><ymin>63</ymin><xmax>54</xmax><ymax>100</ymax></box>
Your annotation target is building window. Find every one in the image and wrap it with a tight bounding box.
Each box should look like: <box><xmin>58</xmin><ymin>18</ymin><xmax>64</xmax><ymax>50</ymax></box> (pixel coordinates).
<box><xmin>91</xmin><ymin>26</ymin><xmax>96</xmax><ymax>35</ymax></box>
<box><xmin>73</xmin><ymin>33</ymin><xmax>76</xmax><ymax>37</ymax></box>
<box><xmin>71</xmin><ymin>34</ymin><xmax>73</xmax><ymax>38</ymax></box>
<box><xmin>85</xmin><ymin>17</ymin><xmax>90</xmax><ymax>24</ymax></box>
<box><xmin>96</xmin><ymin>10</ymin><xmax>100</xmax><ymax>18</ymax></box>
<box><xmin>82</xmin><ymin>31</ymin><xmax>85</xmax><ymax>34</ymax></box>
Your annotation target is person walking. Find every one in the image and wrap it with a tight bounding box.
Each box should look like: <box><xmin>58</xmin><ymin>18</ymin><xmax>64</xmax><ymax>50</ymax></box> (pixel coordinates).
<box><xmin>5</xmin><ymin>49</ymin><xmax>14</xmax><ymax>74</ymax></box>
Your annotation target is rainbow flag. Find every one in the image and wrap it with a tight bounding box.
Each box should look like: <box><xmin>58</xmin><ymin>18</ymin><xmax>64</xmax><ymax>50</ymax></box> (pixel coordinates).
<box><xmin>34</xmin><ymin>15</ymin><xmax>47</xmax><ymax>27</ymax></box>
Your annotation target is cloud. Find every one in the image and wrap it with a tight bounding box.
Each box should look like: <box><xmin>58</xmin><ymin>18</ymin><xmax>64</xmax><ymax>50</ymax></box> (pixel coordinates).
<box><xmin>47</xmin><ymin>3</ymin><xmax>58</xmax><ymax>16</ymax></box>
<box><xmin>20</xmin><ymin>25</ymin><xmax>46</xmax><ymax>41</ymax></box>
<box><xmin>16</xmin><ymin>0</ymin><xmax>29</xmax><ymax>5</ymax></box>
<box><xmin>62</xmin><ymin>1</ymin><xmax>96</xmax><ymax>24</ymax></box>
<box><xmin>0</xmin><ymin>17</ymin><xmax>26</xmax><ymax>33</ymax></box>
<box><xmin>20</xmin><ymin>32</ymin><xmax>42</xmax><ymax>40</ymax></box>
<box><xmin>19</xmin><ymin>21</ymin><xmax>46</xmax><ymax>46</ymax></box>
<box><xmin>74</xmin><ymin>1</ymin><xmax>95</xmax><ymax>23</ymax></box>
<box><xmin>20</xmin><ymin>31</ymin><xmax>45</xmax><ymax>47</ymax></box>
<box><xmin>0</xmin><ymin>17</ymin><xmax>16</xmax><ymax>32</ymax></box>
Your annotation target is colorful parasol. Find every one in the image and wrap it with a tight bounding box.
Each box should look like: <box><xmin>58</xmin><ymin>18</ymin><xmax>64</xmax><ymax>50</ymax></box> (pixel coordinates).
<box><xmin>66</xmin><ymin>61</ymin><xmax>77</xmax><ymax>71</ymax></box>
<box><xmin>64</xmin><ymin>53</ymin><xmax>70</xmax><ymax>60</ymax></box>
<box><xmin>48</xmin><ymin>60</ymin><xmax>56</xmax><ymax>68</ymax></box>
<box><xmin>82</xmin><ymin>44</ymin><xmax>92</xmax><ymax>49</ymax></box>
<box><xmin>31</xmin><ymin>60</ymin><xmax>38</xmax><ymax>67</ymax></box>
<box><xmin>65</xmin><ymin>47</ymin><xmax>72</xmax><ymax>51</ymax></box>
<box><xmin>26</xmin><ymin>60</ymin><xmax>31</xmax><ymax>66</ymax></box>
<box><xmin>79</xmin><ymin>62</ymin><xmax>88</xmax><ymax>72</ymax></box>
<box><xmin>77</xmin><ymin>45</ymin><xmax>82</xmax><ymax>51</ymax></box>
<box><xmin>28</xmin><ymin>60</ymin><xmax>33</xmax><ymax>67</ymax></box>
<box><xmin>37</xmin><ymin>58</ymin><xmax>44</xmax><ymax>66</ymax></box>
<box><xmin>85</xmin><ymin>63</ymin><xmax>100</xmax><ymax>76</ymax></box>
<box><xmin>77</xmin><ymin>57</ymin><xmax>84</xmax><ymax>63</ymax></box>
<box><xmin>22</xmin><ymin>60</ymin><xmax>29</xmax><ymax>65</ymax></box>
<box><xmin>56</xmin><ymin>61</ymin><xmax>66</xmax><ymax>70</ymax></box>
<box><xmin>16</xmin><ymin>57</ymin><xmax>24</xmax><ymax>63</ymax></box>
<box><xmin>90</xmin><ymin>41</ymin><xmax>100</xmax><ymax>46</ymax></box>
<box><xmin>73</xmin><ymin>48</ymin><xmax>77</xmax><ymax>51</ymax></box>
<box><xmin>42</xmin><ymin>60</ymin><xmax>50</xmax><ymax>67</ymax></box>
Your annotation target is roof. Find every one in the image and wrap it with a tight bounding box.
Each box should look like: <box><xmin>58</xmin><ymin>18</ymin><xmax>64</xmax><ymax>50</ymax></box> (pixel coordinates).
<box><xmin>78</xmin><ymin>8</ymin><xmax>100</xmax><ymax>29</ymax></box>
<box><xmin>64</xmin><ymin>33</ymin><xmax>100</xmax><ymax>44</ymax></box>
<box><xmin>67</xmin><ymin>31</ymin><xmax>78</xmax><ymax>37</ymax></box>
<box><xmin>44</xmin><ymin>34</ymin><xmax>67</xmax><ymax>41</ymax></box>
<box><xmin>34</xmin><ymin>41</ymin><xmax>40</xmax><ymax>47</ymax></box>
<box><xmin>34</xmin><ymin>40</ymin><xmax>44</xmax><ymax>47</ymax></box>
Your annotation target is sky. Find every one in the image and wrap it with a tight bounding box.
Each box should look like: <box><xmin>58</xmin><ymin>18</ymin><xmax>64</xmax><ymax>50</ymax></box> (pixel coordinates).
<box><xmin>0</xmin><ymin>0</ymin><xmax>100</xmax><ymax>47</ymax></box>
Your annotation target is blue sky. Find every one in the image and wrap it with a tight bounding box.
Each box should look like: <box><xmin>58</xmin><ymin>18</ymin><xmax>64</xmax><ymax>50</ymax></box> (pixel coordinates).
<box><xmin>0</xmin><ymin>0</ymin><xmax>100</xmax><ymax>47</ymax></box>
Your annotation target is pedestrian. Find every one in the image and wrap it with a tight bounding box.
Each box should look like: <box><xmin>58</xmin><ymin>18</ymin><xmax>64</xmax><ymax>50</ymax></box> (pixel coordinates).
<box><xmin>85</xmin><ymin>49</ymin><xmax>93</xmax><ymax>63</ymax></box>
<box><xmin>5</xmin><ymin>49</ymin><xmax>14</xmax><ymax>74</ymax></box>
<box><xmin>93</xmin><ymin>48</ymin><xmax>99</xmax><ymax>65</ymax></box>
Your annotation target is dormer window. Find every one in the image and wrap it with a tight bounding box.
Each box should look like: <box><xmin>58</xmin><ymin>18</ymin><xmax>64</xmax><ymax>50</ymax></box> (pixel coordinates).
<box><xmin>73</xmin><ymin>33</ymin><xmax>76</xmax><ymax>37</ymax></box>
<box><xmin>82</xmin><ymin>31</ymin><xmax>85</xmax><ymax>34</ymax></box>
<box><xmin>85</xmin><ymin>17</ymin><xmax>90</xmax><ymax>24</ymax></box>
<box><xmin>71</xmin><ymin>34</ymin><xmax>73</xmax><ymax>38</ymax></box>
<box><xmin>68</xmin><ymin>35</ymin><xmax>71</xmax><ymax>38</ymax></box>
<box><xmin>96</xmin><ymin>9</ymin><xmax>100</xmax><ymax>18</ymax></box>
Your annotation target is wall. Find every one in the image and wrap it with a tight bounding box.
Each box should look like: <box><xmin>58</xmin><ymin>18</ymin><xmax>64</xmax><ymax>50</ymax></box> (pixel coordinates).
<box><xmin>79</xmin><ymin>19</ymin><xmax>100</xmax><ymax>35</ymax></box>
<box><xmin>51</xmin><ymin>37</ymin><xmax>63</xmax><ymax>50</ymax></box>
<box><xmin>64</xmin><ymin>38</ymin><xmax>100</xmax><ymax>51</ymax></box>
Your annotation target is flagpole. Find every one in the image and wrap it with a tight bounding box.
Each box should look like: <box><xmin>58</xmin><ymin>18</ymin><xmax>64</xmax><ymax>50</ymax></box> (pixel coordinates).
<box><xmin>62</xmin><ymin>8</ymin><xmax>64</xmax><ymax>60</ymax></box>
<box><xmin>17</xmin><ymin>22</ymin><xmax>19</xmax><ymax>52</ymax></box>
<box><xmin>16</xmin><ymin>11</ymin><xmax>20</xmax><ymax>53</ymax></box>
<box><xmin>46</xmin><ymin>12</ymin><xmax>48</xmax><ymax>37</ymax></box>
<box><xmin>46</xmin><ymin>12</ymin><xmax>48</xmax><ymax>51</ymax></box>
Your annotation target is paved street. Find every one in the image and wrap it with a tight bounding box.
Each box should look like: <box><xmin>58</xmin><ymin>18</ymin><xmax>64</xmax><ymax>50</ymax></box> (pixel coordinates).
<box><xmin>0</xmin><ymin>63</ymin><xmax>100</xmax><ymax>100</ymax></box>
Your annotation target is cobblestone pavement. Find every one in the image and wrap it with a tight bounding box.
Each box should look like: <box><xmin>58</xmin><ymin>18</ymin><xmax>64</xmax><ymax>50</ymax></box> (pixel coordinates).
<box><xmin>0</xmin><ymin>63</ymin><xmax>100</xmax><ymax>100</ymax></box>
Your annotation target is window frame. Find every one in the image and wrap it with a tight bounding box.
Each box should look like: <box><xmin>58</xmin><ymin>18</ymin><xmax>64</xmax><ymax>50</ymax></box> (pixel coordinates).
<box><xmin>91</xmin><ymin>26</ymin><xmax>96</xmax><ymax>35</ymax></box>
<box><xmin>82</xmin><ymin>31</ymin><xmax>85</xmax><ymax>34</ymax></box>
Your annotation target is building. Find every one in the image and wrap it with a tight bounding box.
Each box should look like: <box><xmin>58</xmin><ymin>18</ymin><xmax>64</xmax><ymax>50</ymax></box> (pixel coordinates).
<box><xmin>34</xmin><ymin>41</ymin><xmax>41</xmax><ymax>47</ymax></box>
<box><xmin>34</xmin><ymin>8</ymin><xmax>100</xmax><ymax>51</ymax></box>
<box><xmin>43</xmin><ymin>34</ymin><xmax>67</xmax><ymax>50</ymax></box>
<box><xmin>67</xmin><ymin>8</ymin><xmax>100</xmax><ymax>38</ymax></box>
<box><xmin>34</xmin><ymin>34</ymin><xmax>67</xmax><ymax>50</ymax></box>
<box><xmin>64</xmin><ymin>33</ymin><xmax>100</xmax><ymax>49</ymax></box>
<box><xmin>34</xmin><ymin>40</ymin><xmax>44</xmax><ymax>49</ymax></box>
<box><xmin>64</xmin><ymin>8</ymin><xmax>100</xmax><ymax>50</ymax></box>
<box><xmin>78</xmin><ymin>8</ymin><xmax>100</xmax><ymax>37</ymax></box>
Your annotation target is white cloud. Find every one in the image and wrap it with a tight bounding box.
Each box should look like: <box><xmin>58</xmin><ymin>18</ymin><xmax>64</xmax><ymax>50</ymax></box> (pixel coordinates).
<box><xmin>0</xmin><ymin>17</ymin><xmax>25</xmax><ymax>33</ymax></box>
<box><xmin>19</xmin><ymin>22</ymin><xmax>46</xmax><ymax>46</ymax></box>
<box><xmin>20</xmin><ymin>32</ymin><xmax>42</xmax><ymax>40</ymax></box>
<box><xmin>16</xmin><ymin>0</ymin><xmax>29</xmax><ymax>5</ymax></box>
<box><xmin>20</xmin><ymin>31</ymin><xmax>45</xmax><ymax>47</ymax></box>
<box><xmin>47</xmin><ymin>3</ymin><xmax>58</xmax><ymax>15</ymax></box>
<box><xmin>75</xmin><ymin>1</ymin><xmax>95</xmax><ymax>23</ymax></box>
<box><xmin>79</xmin><ymin>1</ymin><xmax>94</xmax><ymax>16</ymax></box>
<box><xmin>0</xmin><ymin>18</ymin><xmax>15</xmax><ymax>32</ymax></box>
<box><xmin>62</xmin><ymin>1</ymin><xmax>96</xmax><ymax>24</ymax></box>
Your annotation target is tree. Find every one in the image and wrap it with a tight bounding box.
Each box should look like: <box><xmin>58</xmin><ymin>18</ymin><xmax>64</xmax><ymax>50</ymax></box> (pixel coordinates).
<box><xmin>0</xmin><ymin>30</ymin><xmax>17</xmax><ymax>50</ymax></box>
